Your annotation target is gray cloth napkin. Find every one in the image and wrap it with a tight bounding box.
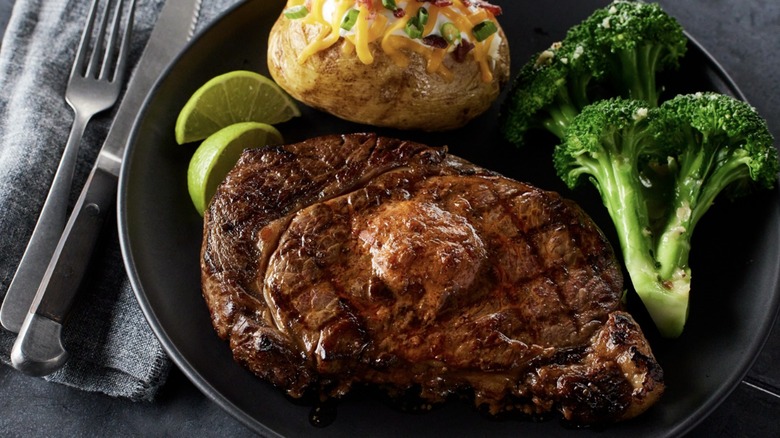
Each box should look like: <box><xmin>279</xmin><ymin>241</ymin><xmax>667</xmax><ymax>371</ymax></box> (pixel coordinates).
<box><xmin>0</xmin><ymin>0</ymin><xmax>241</xmax><ymax>401</ymax></box>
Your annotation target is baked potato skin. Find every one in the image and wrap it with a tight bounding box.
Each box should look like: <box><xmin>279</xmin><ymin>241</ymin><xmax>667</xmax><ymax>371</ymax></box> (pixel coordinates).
<box><xmin>267</xmin><ymin>15</ymin><xmax>510</xmax><ymax>131</ymax></box>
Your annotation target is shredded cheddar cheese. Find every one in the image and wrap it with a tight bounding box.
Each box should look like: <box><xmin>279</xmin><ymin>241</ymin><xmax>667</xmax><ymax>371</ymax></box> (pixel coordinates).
<box><xmin>284</xmin><ymin>0</ymin><xmax>503</xmax><ymax>82</ymax></box>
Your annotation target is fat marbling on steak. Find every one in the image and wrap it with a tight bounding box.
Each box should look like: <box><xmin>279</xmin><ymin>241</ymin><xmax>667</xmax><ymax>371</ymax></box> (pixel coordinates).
<box><xmin>200</xmin><ymin>133</ymin><xmax>664</xmax><ymax>424</ymax></box>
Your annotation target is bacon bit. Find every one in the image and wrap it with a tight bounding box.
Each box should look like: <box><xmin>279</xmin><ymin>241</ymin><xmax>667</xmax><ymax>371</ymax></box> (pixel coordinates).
<box><xmin>357</xmin><ymin>0</ymin><xmax>374</xmax><ymax>11</ymax></box>
<box><xmin>393</xmin><ymin>9</ymin><xmax>406</xmax><ymax>18</ymax></box>
<box><xmin>422</xmin><ymin>35</ymin><xmax>448</xmax><ymax>49</ymax></box>
<box><xmin>453</xmin><ymin>39</ymin><xmax>474</xmax><ymax>62</ymax></box>
<box><xmin>462</xmin><ymin>0</ymin><xmax>502</xmax><ymax>16</ymax></box>
<box><xmin>416</xmin><ymin>0</ymin><xmax>453</xmax><ymax>6</ymax></box>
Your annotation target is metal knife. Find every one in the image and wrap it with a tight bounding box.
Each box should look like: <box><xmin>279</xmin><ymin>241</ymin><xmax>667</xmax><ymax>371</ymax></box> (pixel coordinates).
<box><xmin>9</xmin><ymin>0</ymin><xmax>203</xmax><ymax>377</ymax></box>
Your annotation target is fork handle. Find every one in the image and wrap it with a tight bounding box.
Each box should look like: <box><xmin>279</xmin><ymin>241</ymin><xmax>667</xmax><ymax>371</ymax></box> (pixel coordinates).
<box><xmin>0</xmin><ymin>111</ymin><xmax>93</xmax><ymax>333</ymax></box>
<box><xmin>11</xmin><ymin>165</ymin><xmax>116</xmax><ymax>376</ymax></box>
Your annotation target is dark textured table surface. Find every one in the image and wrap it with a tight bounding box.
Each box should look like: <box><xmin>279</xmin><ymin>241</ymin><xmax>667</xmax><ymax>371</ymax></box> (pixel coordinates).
<box><xmin>1</xmin><ymin>1</ymin><xmax>779</xmax><ymax>436</ymax></box>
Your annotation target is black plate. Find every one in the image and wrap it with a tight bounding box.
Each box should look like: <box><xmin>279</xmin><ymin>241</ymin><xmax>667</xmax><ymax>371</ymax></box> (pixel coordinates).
<box><xmin>118</xmin><ymin>0</ymin><xmax>780</xmax><ymax>436</ymax></box>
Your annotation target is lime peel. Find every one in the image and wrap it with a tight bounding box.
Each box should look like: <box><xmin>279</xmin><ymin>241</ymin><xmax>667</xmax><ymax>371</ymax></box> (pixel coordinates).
<box><xmin>188</xmin><ymin>122</ymin><xmax>283</xmax><ymax>215</ymax></box>
<box><xmin>175</xmin><ymin>70</ymin><xmax>300</xmax><ymax>145</ymax></box>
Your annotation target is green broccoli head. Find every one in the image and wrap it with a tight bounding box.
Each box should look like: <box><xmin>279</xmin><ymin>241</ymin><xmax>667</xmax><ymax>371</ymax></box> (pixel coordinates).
<box><xmin>578</xmin><ymin>1</ymin><xmax>688</xmax><ymax>105</ymax></box>
<box><xmin>514</xmin><ymin>2</ymin><xmax>776</xmax><ymax>337</ymax></box>
<box><xmin>653</xmin><ymin>92</ymin><xmax>778</xmax><ymax>199</ymax></box>
<box><xmin>555</xmin><ymin>94</ymin><xmax>778</xmax><ymax>337</ymax></box>
<box><xmin>500</xmin><ymin>40</ymin><xmax>597</xmax><ymax>146</ymax></box>
<box><xmin>642</xmin><ymin>93</ymin><xmax>777</xmax><ymax>335</ymax></box>
<box><xmin>501</xmin><ymin>1</ymin><xmax>688</xmax><ymax>148</ymax></box>
<box><xmin>554</xmin><ymin>97</ymin><xmax>660</xmax><ymax>191</ymax></box>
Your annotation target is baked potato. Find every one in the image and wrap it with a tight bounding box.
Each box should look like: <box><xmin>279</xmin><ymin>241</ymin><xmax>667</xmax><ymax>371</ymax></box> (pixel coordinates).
<box><xmin>267</xmin><ymin>0</ymin><xmax>510</xmax><ymax>131</ymax></box>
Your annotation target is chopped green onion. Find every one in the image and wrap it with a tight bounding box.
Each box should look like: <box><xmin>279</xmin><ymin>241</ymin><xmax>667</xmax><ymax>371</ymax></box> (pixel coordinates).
<box><xmin>472</xmin><ymin>20</ymin><xmax>498</xmax><ymax>42</ymax></box>
<box><xmin>382</xmin><ymin>0</ymin><xmax>398</xmax><ymax>12</ymax></box>
<box><xmin>341</xmin><ymin>9</ymin><xmax>360</xmax><ymax>31</ymax></box>
<box><xmin>405</xmin><ymin>17</ymin><xmax>423</xmax><ymax>39</ymax></box>
<box><xmin>283</xmin><ymin>5</ymin><xmax>309</xmax><ymax>19</ymax></box>
<box><xmin>440</xmin><ymin>22</ymin><xmax>461</xmax><ymax>44</ymax></box>
<box><xmin>417</xmin><ymin>7</ymin><xmax>429</xmax><ymax>26</ymax></box>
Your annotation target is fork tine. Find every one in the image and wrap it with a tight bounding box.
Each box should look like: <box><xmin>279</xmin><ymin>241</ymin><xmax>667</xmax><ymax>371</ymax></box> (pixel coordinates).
<box><xmin>71</xmin><ymin>0</ymin><xmax>101</xmax><ymax>78</ymax></box>
<box><xmin>111</xmin><ymin>0</ymin><xmax>136</xmax><ymax>83</ymax></box>
<box><xmin>85</xmin><ymin>0</ymin><xmax>115</xmax><ymax>79</ymax></box>
<box><xmin>98</xmin><ymin>0</ymin><xmax>125</xmax><ymax>81</ymax></box>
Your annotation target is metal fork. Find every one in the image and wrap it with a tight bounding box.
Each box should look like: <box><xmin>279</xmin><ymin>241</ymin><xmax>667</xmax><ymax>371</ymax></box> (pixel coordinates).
<box><xmin>0</xmin><ymin>0</ymin><xmax>136</xmax><ymax>333</ymax></box>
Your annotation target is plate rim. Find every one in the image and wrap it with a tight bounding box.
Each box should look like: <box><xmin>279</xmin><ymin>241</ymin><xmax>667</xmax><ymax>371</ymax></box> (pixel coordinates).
<box><xmin>116</xmin><ymin>1</ymin><xmax>780</xmax><ymax>436</ymax></box>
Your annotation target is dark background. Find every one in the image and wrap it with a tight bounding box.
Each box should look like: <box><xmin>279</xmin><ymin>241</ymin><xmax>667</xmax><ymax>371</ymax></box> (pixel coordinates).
<box><xmin>1</xmin><ymin>0</ymin><xmax>779</xmax><ymax>436</ymax></box>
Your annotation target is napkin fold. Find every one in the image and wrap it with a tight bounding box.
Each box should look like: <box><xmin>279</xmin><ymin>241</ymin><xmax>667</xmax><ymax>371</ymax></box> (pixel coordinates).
<box><xmin>0</xmin><ymin>0</ymin><xmax>241</xmax><ymax>401</ymax></box>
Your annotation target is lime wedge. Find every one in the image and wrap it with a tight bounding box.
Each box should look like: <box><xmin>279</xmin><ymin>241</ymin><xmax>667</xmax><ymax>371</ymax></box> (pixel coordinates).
<box><xmin>188</xmin><ymin>122</ymin><xmax>283</xmax><ymax>215</ymax></box>
<box><xmin>175</xmin><ymin>70</ymin><xmax>300</xmax><ymax>145</ymax></box>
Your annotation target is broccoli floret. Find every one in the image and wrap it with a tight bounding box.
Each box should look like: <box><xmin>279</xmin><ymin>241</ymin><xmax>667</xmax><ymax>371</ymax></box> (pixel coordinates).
<box><xmin>579</xmin><ymin>1</ymin><xmax>687</xmax><ymax>106</ymax></box>
<box><xmin>555</xmin><ymin>95</ymin><xmax>778</xmax><ymax>337</ymax></box>
<box><xmin>500</xmin><ymin>40</ymin><xmax>597</xmax><ymax>145</ymax></box>
<box><xmin>501</xmin><ymin>1</ymin><xmax>687</xmax><ymax>146</ymax></box>
<box><xmin>554</xmin><ymin>98</ymin><xmax>680</xmax><ymax>335</ymax></box>
<box><xmin>650</xmin><ymin>92</ymin><xmax>778</xmax><ymax>299</ymax></box>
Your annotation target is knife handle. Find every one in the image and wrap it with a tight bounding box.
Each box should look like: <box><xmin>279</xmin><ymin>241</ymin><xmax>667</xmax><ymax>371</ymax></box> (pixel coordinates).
<box><xmin>11</xmin><ymin>166</ymin><xmax>117</xmax><ymax>377</ymax></box>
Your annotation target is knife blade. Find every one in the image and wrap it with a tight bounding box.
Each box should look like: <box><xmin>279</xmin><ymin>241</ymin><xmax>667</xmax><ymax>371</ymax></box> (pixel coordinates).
<box><xmin>9</xmin><ymin>0</ymin><xmax>203</xmax><ymax>377</ymax></box>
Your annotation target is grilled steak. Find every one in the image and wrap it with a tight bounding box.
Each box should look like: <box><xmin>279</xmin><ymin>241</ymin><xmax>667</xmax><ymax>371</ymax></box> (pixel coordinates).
<box><xmin>201</xmin><ymin>133</ymin><xmax>664</xmax><ymax>424</ymax></box>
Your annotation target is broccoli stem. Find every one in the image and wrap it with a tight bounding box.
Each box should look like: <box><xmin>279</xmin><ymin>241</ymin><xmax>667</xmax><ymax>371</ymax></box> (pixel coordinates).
<box><xmin>617</xmin><ymin>49</ymin><xmax>642</xmax><ymax>104</ymax></box>
<box><xmin>590</xmin><ymin>130</ymin><xmax>690</xmax><ymax>337</ymax></box>
<box><xmin>648</xmin><ymin>138</ymin><xmax>755</xmax><ymax>337</ymax></box>
<box><xmin>569</xmin><ymin>74</ymin><xmax>593</xmax><ymax>111</ymax></box>
<box><xmin>544</xmin><ymin>106</ymin><xmax>579</xmax><ymax>139</ymax></box>
<box><xmin>656</xmin><ymin>140</ymin><xmax>752</xmax><ymax>278</ymax></box>
<box><xmin>612</xmin><ymin>183</ymin><xmax>691</xmax><ymax>339</ymax></box>
<box><xmin>649</xmin><ymin>142</ymin><xmax>753</xmax><ymax>337</ymax></box>
<box><xmin>655</xmin><ymin>213</ymin><xmax>692</xmax><ymax>281</ymax></box>
<box><xmin>633</xmin><ymin>160</ymin><xmax>692</xmax><ymax>339</ymax></box>
<box><xmin>543</xmin><ymin>87</ymin><xmax>582</xmax><ymax>139</ymax></box>
<box><xmin>693</xmin><ymin>152</ymin><xmax>753</xmax><ymax>222</ymax></box>
<box><xmin>625</xmin><ymin>259</ymin><xmax>690</xmax><ymax>338</ymax></box>
<box><xmin>653</xmin><ymin>145</ymin><xmax>707</xmax><ymax>279</ymax></box>
<box><xmin>616</xmin><ymin>45</ymin><xmax>663</xmax><ymax>106</ymax></box>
